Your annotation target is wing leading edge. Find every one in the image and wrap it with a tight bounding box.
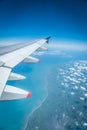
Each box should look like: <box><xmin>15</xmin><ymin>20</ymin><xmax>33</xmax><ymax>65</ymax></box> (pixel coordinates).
<box><xmin>0</xmin><ymin>37</ymin><xmax>50</xmax><ymax>101</ymax></box>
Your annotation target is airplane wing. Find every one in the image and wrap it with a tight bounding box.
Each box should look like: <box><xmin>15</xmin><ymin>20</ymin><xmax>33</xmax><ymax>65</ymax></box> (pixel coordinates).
<box><xmin>0</xmin><ymin>37</ymin><xmax>50</xmax><ymax>101</ymax></box>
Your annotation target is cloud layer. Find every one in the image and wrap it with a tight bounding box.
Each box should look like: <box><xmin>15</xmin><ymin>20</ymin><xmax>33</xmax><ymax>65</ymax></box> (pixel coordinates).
<box><xmin>49</xmin><ymin>40</ymin><xmax>87</xmax><ymax>51</ymax></box>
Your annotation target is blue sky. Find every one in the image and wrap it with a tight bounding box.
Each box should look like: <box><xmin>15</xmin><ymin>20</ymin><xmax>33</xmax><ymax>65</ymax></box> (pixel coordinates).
<box><xmin>0</xmin><ymin>0</ymin><xmax>87</xmax><ymax>41</ymax></box>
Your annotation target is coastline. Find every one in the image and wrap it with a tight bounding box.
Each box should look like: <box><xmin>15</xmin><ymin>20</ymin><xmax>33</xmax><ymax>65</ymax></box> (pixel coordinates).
<box><xmin>24</xmin><ymin>89</ymin><xmax>48</xmax><ymax>130</ymax></box>
<box><xmin>24</xmin><ymin>66</ymin><xmax>51</xmax><ymax>130</ymax></box>
<box><xmin>23</xmin><ymin>61</ymin><xmax>87</xmax><ymax>130</ymax></box>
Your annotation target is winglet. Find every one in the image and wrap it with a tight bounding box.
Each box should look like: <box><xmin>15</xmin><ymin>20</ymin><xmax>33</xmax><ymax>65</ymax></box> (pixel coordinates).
<box><xmin>45</xmin><ymin>36</ymin><xmax>51</xmax><ymax>44</ymax></box>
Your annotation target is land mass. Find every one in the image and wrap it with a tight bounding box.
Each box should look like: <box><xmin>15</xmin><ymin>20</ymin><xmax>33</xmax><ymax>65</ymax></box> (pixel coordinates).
<box><xmin>25</xmin><ymin>61</ymin><xmax>87</xmax><ymax>130</ymax></box>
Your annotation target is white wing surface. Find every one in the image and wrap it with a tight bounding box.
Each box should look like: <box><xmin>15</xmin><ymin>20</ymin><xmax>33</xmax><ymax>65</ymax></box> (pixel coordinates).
<box><xmin>0</xmin><ymin>37</ymin><xmax>50</xmax><ymax>101</ymax></box>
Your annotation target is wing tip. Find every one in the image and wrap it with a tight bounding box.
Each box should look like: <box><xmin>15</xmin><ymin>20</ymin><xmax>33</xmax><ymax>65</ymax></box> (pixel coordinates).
<box><xmin>45</xmin><ymin>36</ymin><xmax>51</xmax><ymax>40</ymax></box>
<box><xmin>45</xmin><ymin>36</ymin><xmax>51</xmax><ymax>43</ymax></box>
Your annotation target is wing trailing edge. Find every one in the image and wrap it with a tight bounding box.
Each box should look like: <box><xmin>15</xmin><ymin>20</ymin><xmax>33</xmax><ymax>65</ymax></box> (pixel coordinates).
<box><xmin>23</xmin><ymin>56</ymin><xmax>40</xmax><ymax>63</ymax></box>
<box><xmin>38</xmin><ymin>46</ymin><xmax>48</xmax><ymax>51</ymax></box>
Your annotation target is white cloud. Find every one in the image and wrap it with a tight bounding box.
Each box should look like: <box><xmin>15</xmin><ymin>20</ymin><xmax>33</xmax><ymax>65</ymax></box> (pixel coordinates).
<box><xmin>33</xmin><ymin>51</ymin><xmax>45</xmax><ymax>56</ymax></box>
<box><xmin>33</xmin><ymin>50</ymin><xmax>72</xmax><ymax>57</ymax></box>
<box><xmin>49</xmin><ymin>40</ymin><xmax>87</xmax><ymax>51</ymax></box>
<box><xmin>33</xmin><ymin>39</ymin><xmax>87</xmax><ymax>57</ymax></box>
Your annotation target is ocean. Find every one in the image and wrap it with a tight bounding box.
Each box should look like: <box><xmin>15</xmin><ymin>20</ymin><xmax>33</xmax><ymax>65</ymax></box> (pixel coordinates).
<box><xmin>0</xmin><ymin>48</ymin><xmax>87</xmax><ymax>130</ymax></box>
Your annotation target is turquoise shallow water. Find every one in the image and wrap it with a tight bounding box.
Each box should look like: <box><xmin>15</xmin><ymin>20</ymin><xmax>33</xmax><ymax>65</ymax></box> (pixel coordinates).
<box><xmin>0</xmin><ymin>61</ymin><xmax>50</xmax><ymax>130</ymax></box>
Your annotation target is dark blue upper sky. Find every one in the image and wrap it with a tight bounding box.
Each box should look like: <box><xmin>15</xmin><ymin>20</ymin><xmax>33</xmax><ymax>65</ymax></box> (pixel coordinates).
<box><xmin>0</xmin><ymin>0</ymin><xmax>87</xmax><ymax>41</ymax></box>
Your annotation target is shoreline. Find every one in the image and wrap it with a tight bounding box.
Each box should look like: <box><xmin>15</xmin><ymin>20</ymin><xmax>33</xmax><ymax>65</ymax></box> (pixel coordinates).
<box><xmin>23</xmin><ymin>67</ymin><xmax>50</xmax><ymax>130</ymax></box>
<box><xmin>24</xmin><ymin>85</ymin><xmax>48</xmax><ymax>130</ymax></box>
<box><xmin>23</xmin><ymin>65</ymin><xmax>54</xmax><ymax>130</ymax></box>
